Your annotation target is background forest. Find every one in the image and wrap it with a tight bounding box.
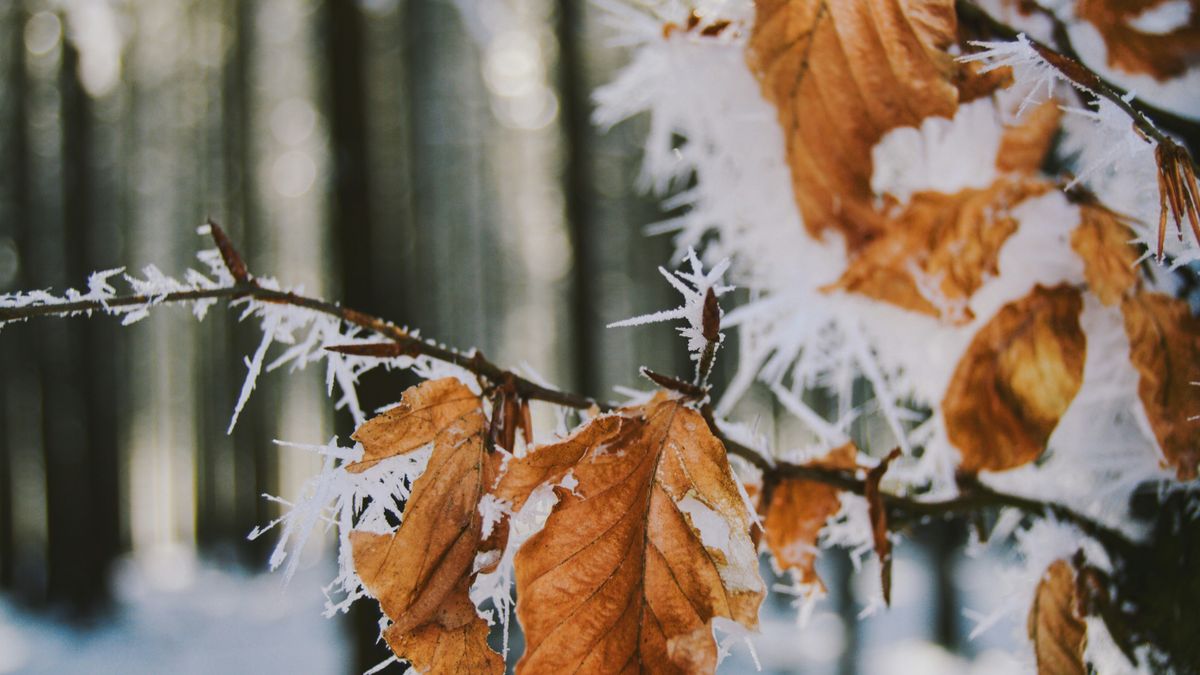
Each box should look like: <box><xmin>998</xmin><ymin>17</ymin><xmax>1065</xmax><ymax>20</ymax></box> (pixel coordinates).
<box><xmin>0</xmin><ymin>0</ymin><xmax>1197</xmax><ymax>674</ymax></box>
<box><xmin>0</xmin><ymin>1</ymin><xmax>734</xmax><ymax>672</ymax></box>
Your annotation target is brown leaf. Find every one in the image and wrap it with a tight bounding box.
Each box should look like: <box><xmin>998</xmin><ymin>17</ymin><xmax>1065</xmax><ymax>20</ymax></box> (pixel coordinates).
<box><xmin>500</xmin><ymin>392</ymin><xmax>764</xmax><ymax>674</ymax></box>
<box><xmin>346</xmin><ymin>377</ymin><xmax>481</xmax><ymax>473</ymax></box>
<box><xmin>829</xmin><ymin>177</ymin><xmax>1052</xmax><ymax>322</ymax></box>
<box><xmin>349</xmin><ymin>378</ymin><xmax>503</xmax><ymax>674</ymax></box>
<box><xmin>996</xmin><ymin>98</ymin><xmax>1062</xmax><ymax>175</ymax></box>
<box><xmin>865</xmin><ymin>448</ymin><xmax>901</xmax><ymax>606</ymax></box>
<box><xmin>1028</xmin><ymin>559</ymin><xmax>1088</xmax><ymax>675</ymax></box>
<box><xmin>747</xmin><ymin>0</ymin><xmax>961</xmax><ymax>249</ymax></box>
<box><xmin>1071</xmin><ymin>203</ymin><xmax>1139</xmax><ymax>306</ymax></box>
<box><xmin>762</xmin><ymin>443</ymin><xmax>857</xmax><ymax>589</ymax></box>
<box><xmin>1076</xmin><ymin>0</ymin><xmax>1200</xmax><ymax>81</ymax></box>
<box><xmin>944</xmin><ymin>285</ymin><xmax>1087</xmax><ymax>472</ymax></box>
<box><xmin>1121</xmin><ymin>292</ymin><xmax>1200</xmax><ymax>480</ymax></box>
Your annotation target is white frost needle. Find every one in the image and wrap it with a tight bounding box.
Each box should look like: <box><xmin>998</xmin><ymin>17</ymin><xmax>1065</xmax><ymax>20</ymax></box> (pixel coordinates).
<box><xmin>609</xmin><ymin>247</ymin><xmax>733</xmax><ymax>362</ymax></box>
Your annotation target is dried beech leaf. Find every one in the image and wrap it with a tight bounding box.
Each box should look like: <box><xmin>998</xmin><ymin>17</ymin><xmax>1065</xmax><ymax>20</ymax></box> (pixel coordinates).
<box><xmin>762</xmin><ymin>443</ymin><xmax>857</xmax><ymax>589</ymax></box>
<box><xmin>1028</xmin><ymin>559</ymin><xmax>1088</xmax><ymax>675</ymax></box>
<box><xmin>1071</xmin><ymin>204</ymin><xmax>1139</xmax><ymax>306</ymax></box>
<box><xmin>996</xmin><ymin>98</ymin><xmax>1062</xmax><ymax>174</ymax></box>
<box><xmin>501</xmin><ymin>392</ymin><xmax>764</xmax><ymax>674</ymax></box>
<box><xmin>1121</xmin><ymin>292</ymin><xmax>1200</xmax><ymax>480</ymax></box>
<box><xmin>1076</xmin><ymin>0</ymin><xmax>1200</xmax><ymax>81</ymax></box>
<box><xmin>944</xmin><ymin>285</ymin><xmax>1087</xmax><ymax>472</ymax></box>
<box><xmin>747</xmin><ymin>0</ymin><xmax>961</xmax><ymax>248</ymax></box>
<box><xmin>347</xmin><ymin>377</ymin><xmax>480</xmax><ymax>473</ymax></box>
<box><xmin>830</xmin><ymin>177</ymin><xmax>1051</xmax><ymax>322</ymax></box>
<box><xmin>350</xmin><ymin>379</ymin><xmax>503</xmax><ymax>674</ymax></box>
<box><xmin>865</xmin><ymin>448</ymin><xmax>901</xmax><ymax>606</ymax></box>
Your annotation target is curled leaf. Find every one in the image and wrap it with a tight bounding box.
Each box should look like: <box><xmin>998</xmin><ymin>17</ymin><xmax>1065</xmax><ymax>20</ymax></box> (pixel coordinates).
<box><xmin>747</xmin><ymin>0</ymin><xmax>961</xmax><ymax>248</ymax></box>
<box><xmin>944</xmin><ymin>285</ymin><xmax>1087</xmax><ymax>472</ymax></box>
<box><xmin>762</xmin><ymin>443</ymin><xmax>857</xmax><ymax>589</ymax></box>
<box><xmin>1028</xmin><ymin>559</ymin><xmax>1088</xmax><ymax>675</ymax></box>
<box><xmin>500</xmin><ymin>392</ymin><xmax>764</xmax><ymax>674</ymax></box>
<box><xmin>1071</xmin><ymin>203</ymin><xmax>1139</xmax><ymax>306</ymax></box>
<box><xmin>349</xmin><ymin>378</ymin><xmax>503</xmax><ymax>674</ymax></box>
<box><xmin>829</xmin><ymin>177</ymin><xmax>1051</xmax><ymax>322</ymax></box>
<box><xmin>1121</xmin><ymin>292</ymin><xmax>1200</xmax><ymax>480</ymax></box>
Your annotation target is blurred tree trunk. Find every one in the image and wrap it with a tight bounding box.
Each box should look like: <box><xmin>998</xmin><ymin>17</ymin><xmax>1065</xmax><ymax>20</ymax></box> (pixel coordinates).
<box><xmin>324</xmin><ymin>1</ymin><xmax>412</xmax><ymax>671</ymax></box>
<box><xmin>45</xmin><ymin>33</ymin><xmax>121</xmax><ymax>616</ymax></box>
<box><xmin>0</xmin><ymin>2</ymin><xmax>30</xmax><ymax>597</ymax></box>
<box><xmin>559</xmin><ymin>2</ymin><xmax>683</xmax><ymax>403</ymax></box>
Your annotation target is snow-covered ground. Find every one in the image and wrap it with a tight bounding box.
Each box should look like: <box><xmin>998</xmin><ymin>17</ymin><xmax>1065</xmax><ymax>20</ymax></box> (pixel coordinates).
<box><xmin>719</xmin><ymin>544</ymin><xmax>1027</xmax><ymax>674</ymax></box>
<box><xmin>0</xmin><ymin>548</ymin><xmax>349</xmax><ymax>675</ymax></box>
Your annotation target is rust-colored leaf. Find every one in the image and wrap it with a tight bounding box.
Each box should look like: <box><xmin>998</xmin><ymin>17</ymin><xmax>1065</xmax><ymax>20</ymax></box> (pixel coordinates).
<box><xmin>829</xmin><ymin>177</ymin><xmax>1052</xmax><ymax>322</ymax></box>
<box><xmin>762</xmin><ymin>443</ymin><xmax>857</xmax><ymax>589</ymax></box>
<box><xmin>1028</xmin><ymin>559</ymin><xmax>1088</xmax><ymax>675</ymax></box>
<box><xmin>1121</xmin><ymin>292</ymin><xmax>1200</xmax><ymax>480</ymax></box>
<box><xmin>747</xmin><ymin>0</ymin><xmax>962</xmax><ymax>249</ymax></box>
<box><xmin>996</xmin><ymin>98</ymin><xmax>1062</xmax><ymax>174</ymax></box>
<box><xmin>498</xmin><ymin>392</ymin><xmax>764</xmax><ymax>674</ymax></box>
<box><xmin>1071</xmin><ymin>203</ymin><xmax>1139</xmax><ymax>306</ymax></box>
<box><xmin>347</xmin><ymin>377</ymin><xmax>480</xmax><ymax>473</ymax></box>
<box><xmin>944</xmin><ymin>285</ymin><xmax>1087</xmax><ymax>472</ymax></box>
<box><xmin>865</xmin><ymin>448</ymin><xmax>901</xmax><ymax>606</ymax></box>
<box><xmin>1076</xmin><ymin>0</ymin><xmax>1200</xmax><ymax>81</ymax></box>
<box><xmin>349</xmin><ymin>378</ymin><xmax>503</xmax><ymax>674</ymax></box>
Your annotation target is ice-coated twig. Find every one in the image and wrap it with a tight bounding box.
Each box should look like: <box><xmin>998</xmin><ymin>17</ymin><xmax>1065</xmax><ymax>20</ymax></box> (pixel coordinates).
<box><xmin>1</xmin><ymin>222</ymin><xmax>1138</xmax><ymax>568</ymax></box>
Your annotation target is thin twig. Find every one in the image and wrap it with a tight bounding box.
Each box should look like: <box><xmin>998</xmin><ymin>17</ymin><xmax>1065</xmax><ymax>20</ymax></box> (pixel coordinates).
<box><xmin>0</xmin><ymin>224</ymin><xmax>1138</xmax><ymax>561</ymax></box>
<box><xmin>721</xmin><ymin>438</ymin><xmax>1138</xmax><ymax>562</ymax></box>
<box><xmin>0</xmin><ymin>277</ymin><xmax>595</xmax><ymax>412</ymax></box>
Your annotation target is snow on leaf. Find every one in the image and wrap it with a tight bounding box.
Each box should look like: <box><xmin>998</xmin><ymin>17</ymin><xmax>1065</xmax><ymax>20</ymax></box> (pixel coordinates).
<box><xmin>1076</xmin><ymin>0</ymin><xmax>1200</xmax><ymax>81</ymax></box>
<box><xmin>828</xmin><ymin>176</ymin><xmax>1053</xmax><ymax>323</ymax></box>
<box><xmin>349</xmin><ymin>378</ymin><xmax>503</xmax><ymax>674</ymax></box>
<box><xmin>746</xmin><ymin>0</ymin><xmax>962</xmax><ymax>248</ymax></box>
<box><xmin>497</xmin><ymin>391</ymin><xmax>763</xmax><ymax>674</ymax></box>
<box><xmin>943</xmin><ymin>284</ymin><xmax>1087</xmax><ymax>473</ymax></box>
<box><xmin>1120</xmin><ymin>291</ymin><xmax>1200</xmax><ymax>480</ymax></box>
<box><xmin>1028</xmin><ymin>559</ymin><xmax>1089</xmax><ymax>675</ymax></box>
<box><xmin>870</xmin><ymin>97</ymin><xmax>1004</xmax><ymax>203</ymax></box>
<box><xmin>962</xmin><ymin>34</ymin><xmax>1200</xmax><ymax>263</ymax></box>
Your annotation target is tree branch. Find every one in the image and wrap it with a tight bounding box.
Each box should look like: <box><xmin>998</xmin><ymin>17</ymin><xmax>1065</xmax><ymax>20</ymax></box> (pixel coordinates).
<box><xmin>956</xmin><ymin>0</ymin><xmax>1200</xmax><ymax>170</ymax></box>
<box><xmin>0</xmin><ymin>223</ymin><xmax>1138</xmax><ymax>562</ymax></box>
